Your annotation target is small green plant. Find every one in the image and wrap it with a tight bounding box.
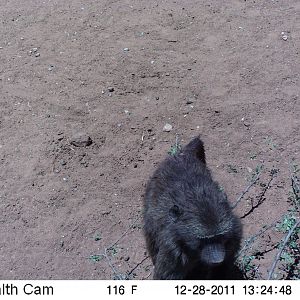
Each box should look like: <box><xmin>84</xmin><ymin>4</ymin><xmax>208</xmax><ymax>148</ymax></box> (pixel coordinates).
<box><xmin>227</xmin><ymin>164</ymin><xmax>238</xmax><ymax>173</ymax></box>
<box><xmin>275</xmin><ymin>215</ymin><xmax>300</xmax><ymax>279</ymax></box>
<box><xmin>94</xmin><ymin>233</ymin><xmax>102</xmax><ymax>241</ymax></box>
<box><xmin>132</xmin><ymin>223</ymin><xmax>142</xmax><ymax>230</ymax></box>
<box><xmin>273</xmin><ymin>163</ymin><xmax>300</xmax><ymax>279</ymax></box>
<box><xmin>280</xmin><ymin>252</ymin><xmax>295</xmax><ymax>265</ymax></box>
<box><xmin>265</xmin><ymin>136</ymin><xmax>278</xmax><ymax>150</ymax></box>
<box><xmin>168</xmin><ymin>135</ymin><xmax>181</xmax><ymax>156</ymax></box>
<box><xmin>276</xmin><ymin>214</ymin><xmax>297</xmax><ymax>233</ymax></box>
<box><xmin>254</xmin><ymin>164</ymin><xmax>264</xmax><ymax>176</ymax></box>
<box><xmin>107</xmin><ymin>245</ymin><xmax>119</xmax><ymax>256</ymax></box>
<box><xmin>241</xmin><ymin>255</ymin><xmax>256</xmax><ymax>272</ymax></box>
<box><xmin>144</xmin><ymin>265</ymin><xmax>152</xmax><ymax>272</ymax></box>
<box><xmin>237</xmin><ymin>223</ymin><xmax>275</xmax><ymax>279</ymax></box>
<box><xmin>218</xmin><ymin>185</ymin><xmax>224</xmax><ymax>192</ymax></box>
<box><xmin>238</xmin><ymin>254</ymin><xmax>259</xmax><ymax>279</ymax></box>
<box><xmin>244</xmin><ymin>164</ymin><xmax>264</xmax><ymax>183</ymax></box>
<box><xmin>89</xmin><ymin>254</ymin><xmax>103</xmax><ymax>262</ymax></box>
<box><xmin>250</xmin><ymin>153</ymin><xmax>257</xmax><ymax>160</ymax></box>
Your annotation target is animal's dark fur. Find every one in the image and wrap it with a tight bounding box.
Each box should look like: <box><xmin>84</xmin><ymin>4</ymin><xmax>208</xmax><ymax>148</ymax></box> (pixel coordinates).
<box><xmin>143</xmin><ymin>136</ymin><xmax>242</xmax><ymax>279</ymax></box>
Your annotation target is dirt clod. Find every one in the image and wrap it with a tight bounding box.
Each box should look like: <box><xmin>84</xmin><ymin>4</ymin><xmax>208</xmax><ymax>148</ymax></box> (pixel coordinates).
<box><xmin>70</xmin><ymin>133</ymin><xmax>93</xmax><ymax>147</ymax></box>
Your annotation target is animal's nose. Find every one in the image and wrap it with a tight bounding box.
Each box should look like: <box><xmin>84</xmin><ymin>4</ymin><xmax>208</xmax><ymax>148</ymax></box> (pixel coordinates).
<box><xmin>200</xmin><ymin>243</ymin><xmax>225</xmax><ymax>265</ymax></box>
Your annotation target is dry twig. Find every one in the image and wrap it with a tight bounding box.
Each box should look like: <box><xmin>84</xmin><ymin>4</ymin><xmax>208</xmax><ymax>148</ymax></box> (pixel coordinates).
<box><xmin>238</xmin><ymin>222</ymin><xmax>276</xmax><ymax>257</ymax></box>
<box><xmin>231</xmin><ymin>170</ymin><xmax>262</xmax><ymax>209</ymax></box>
<box><xmin>108</xmin><ymin>215</ymin><xmax>141</xmax><ymax>250</ymax></box>
<box><xmin>127</xmin><ymin>256</ymin><xmax>150</xmax><ymax>277</ymax></box>
<box><xmin>92</xmin><ymin>215</ymin><xmax>142</xmax><ymax>280</ymax></box>
<box><xmin>103</xmin><ymin>248</ymin><xmax>126</xmax><ymax>280</ymax></box>
<box><xmin>241</xmin><ymin>169</ymin><xmax>278</xmax><ymax>219</ymax></box>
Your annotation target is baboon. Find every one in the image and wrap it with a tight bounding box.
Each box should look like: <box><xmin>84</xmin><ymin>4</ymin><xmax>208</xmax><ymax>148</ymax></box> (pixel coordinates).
<box><xmin>143</xmin><ymin>136</ymin><xmax>242</xmax><ymax>279</ymax></box>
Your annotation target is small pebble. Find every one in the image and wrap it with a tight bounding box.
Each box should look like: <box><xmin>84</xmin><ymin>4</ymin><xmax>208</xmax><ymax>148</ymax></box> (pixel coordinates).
<box><xmin>107</xmin><ymin>87</ymin><xmax>114</xmax><ymax>92</ymax></box>
<box><xmin>281</xmin><ymin>31</ymin><xmax>288</xmax><ymax>41</ymax></box>
<box><xmin>123</xmin><ymin>47</ymin><xmax>129</xmax><ymax>51</ymax></box>
<box><xmin>35</xmin><ymin>52</ymin><xmax>40</xmax><ymax>57</ymax></box>
<box><xmin>163</xmin><ymin>123</ymin><xmax>173</xmax><ymax>132</ymax></box>
<box><xmin>60</xmin><ymin>160</ymin><xmax>67</xmax><ymax>166</ymax></box>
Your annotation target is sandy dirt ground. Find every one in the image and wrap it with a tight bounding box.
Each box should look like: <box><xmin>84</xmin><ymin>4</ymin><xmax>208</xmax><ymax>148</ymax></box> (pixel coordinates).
<box><xmin>0</xmin><ymin>0</ymin><xmax>299</xmax><ymax>279</ymax></box>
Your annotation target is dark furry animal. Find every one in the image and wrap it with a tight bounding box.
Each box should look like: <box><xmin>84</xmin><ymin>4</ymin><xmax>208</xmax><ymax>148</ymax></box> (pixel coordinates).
<box><xmin>143</xmin><ymin>136</ymin><xmax>242</xmax><ymax>279</ymax></box>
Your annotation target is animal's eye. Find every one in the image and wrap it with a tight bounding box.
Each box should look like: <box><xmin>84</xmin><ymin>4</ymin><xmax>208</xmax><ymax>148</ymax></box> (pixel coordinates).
<box><xmin>169</xmin><ymin>205</ymin><xmax>182</xmax><ymax>221</ymax></box>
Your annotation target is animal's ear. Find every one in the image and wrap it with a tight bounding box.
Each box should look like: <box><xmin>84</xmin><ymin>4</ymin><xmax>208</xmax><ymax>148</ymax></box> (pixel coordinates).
<box><xmin>169</xmin><ymin>205</ymin><xmax>182</xmax><ymax>221</ymax></box>
<box><xmin>181</xmin><ymin>136</ymin><xmax>206</xmax><ymax>164</ymax></box>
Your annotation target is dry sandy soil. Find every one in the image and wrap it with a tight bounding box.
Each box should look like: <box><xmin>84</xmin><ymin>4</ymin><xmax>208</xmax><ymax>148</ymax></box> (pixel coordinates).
<box><xmin>0</xmin><ymin>0</ymin><xmax>299</xmax><ymax>279</ymax></box>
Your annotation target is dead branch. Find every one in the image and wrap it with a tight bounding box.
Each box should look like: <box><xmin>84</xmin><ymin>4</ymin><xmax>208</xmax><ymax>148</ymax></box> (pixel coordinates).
<box><xmin>127</xmin><ymin>256</ymin><xmax>150</xmax><ymax>277</ymax></box>
<box><xmin>291</xmin><ymin>173</ymin><xmax>300</xmax><ymax>208</ymax></box>
<box><xmin>241</xmin><ymin>169</ymin><xmax>277</xmax><ymax>219</ymax></box>
<box><xmin>103</xmin><ymin>248</ymin><xmax>127</xmax><ymax>280</ymax></box>
<box><xmin>143</xmin><ymin>271</ymin><xmax>153</xmax><ymax>279</ymax></box>
<box><xmin>238</xmin><ymin>222</ymin><xmax>276</xmax><ymax>257</ymax></box>
<box><xmin>108</xmin><ymin>215</ymin><xmax>141</xmax><ymax>250</ymax></box>
<box><xmin>231</xmin><ymin>169</ymin><xmax>262</xmax><ymax>209</ymax></box>
<box><xmin>92</xmin><ymin>214</ymin><xmax>142</xmax><ymax>280</ymax></box>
